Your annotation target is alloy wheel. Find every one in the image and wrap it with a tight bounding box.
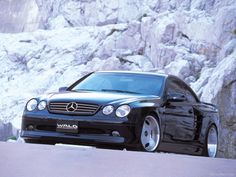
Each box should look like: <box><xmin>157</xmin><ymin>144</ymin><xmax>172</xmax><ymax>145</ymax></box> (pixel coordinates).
<box><xmin>207</xmin><ymin>125</ymin><xmax>218</xmax><ymax>158</ymax></box>
<box><xmin>141</xmin><ymin>115</ymin><xmax>160</xmax><ymax>152</ymax></box>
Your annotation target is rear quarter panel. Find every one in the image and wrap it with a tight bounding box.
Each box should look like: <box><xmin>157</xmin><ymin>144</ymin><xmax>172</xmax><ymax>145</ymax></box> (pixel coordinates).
<box><xmin>193</xmin><ymin>103</ymin><xmax>220</xmax><ymax>144</ymax></box>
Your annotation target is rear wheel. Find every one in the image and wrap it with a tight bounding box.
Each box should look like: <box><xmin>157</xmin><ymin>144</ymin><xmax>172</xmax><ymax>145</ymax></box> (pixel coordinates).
<box><xmin>140</xmin><ymin>115</ymin><xmax>161</xmax><ymax>152</ymax></box>
<box><xmin>203</xmin><ymin>125</ymin><xmax>218</xmax><ymax>157</ymax></box>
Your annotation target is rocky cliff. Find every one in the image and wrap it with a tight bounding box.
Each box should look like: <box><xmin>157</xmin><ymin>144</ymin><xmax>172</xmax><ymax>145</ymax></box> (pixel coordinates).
<box><xmin>0</xmin><ymin>0</ymin><xmax>235</xmax><ymax>158</ymax></box>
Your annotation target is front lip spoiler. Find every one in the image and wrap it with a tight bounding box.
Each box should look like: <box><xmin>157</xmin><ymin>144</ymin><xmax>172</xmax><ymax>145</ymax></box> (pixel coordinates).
<box><xmin>21</xmin><ymin>130</ymin><xmax>125</xmax><ymax>144</ymax></box>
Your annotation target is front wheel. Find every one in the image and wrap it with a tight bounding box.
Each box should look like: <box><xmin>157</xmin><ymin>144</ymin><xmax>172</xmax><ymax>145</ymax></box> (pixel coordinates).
<box><xmin>140</xmin><ymin>115</ymin><xmax>161</xmax><ymax>152</ymax></box>
<box><xmin>203</xmin><ymin>125</ymin><xmax>218</xmax><ymax>157</ymax></box>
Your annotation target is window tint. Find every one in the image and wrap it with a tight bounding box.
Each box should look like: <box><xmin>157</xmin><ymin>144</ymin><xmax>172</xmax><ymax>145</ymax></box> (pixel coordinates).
<box><xmin>71</xmin><ymin>73</ymin><xmax>165</xmax><ymax>96</ymax></box>
<box><xmin>167</xmin><ymin>79</ymin><xmax>185</xmax><ymax>95</ymax></box>
<box><xmin>185</xmin><ymin>88</ymin><xmax>197</xmax><ymax>103</ymax></box>
<box><xmin>167</xmin><ymin>77</ymin><xmax>197</xmax><ymax>103</ymax></box>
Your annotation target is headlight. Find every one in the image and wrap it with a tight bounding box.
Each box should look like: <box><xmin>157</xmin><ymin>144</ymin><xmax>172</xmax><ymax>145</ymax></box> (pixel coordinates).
<box><xmin>38</xmin><ymin>100</ymin><xmax>47</xmax><ymax>110</ymax></box>
<box><xmin>102</xmin><ymin>105</ymin><xmax>114</xmax><ymax>115</ymax></box>
<box><xmin>116</xmin><ymin>105</ymin><xmax>131</xmax><ymax>118</ymax></box>
<box><xmin>26</xmin><ymin>99</ymin><xmax>38</xmax><ymax>111</ymax></box>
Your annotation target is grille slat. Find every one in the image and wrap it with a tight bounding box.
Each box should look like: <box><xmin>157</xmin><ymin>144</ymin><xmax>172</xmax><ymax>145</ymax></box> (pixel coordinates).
<box><xmin>75</xmin><ymin>110</ymin><xmax>94</xmax><ymax>113</ymax></box>
<box><xmin>77</xmin><ymin>104</ymin><xmax>99</xmax><ymax>108</ymax></box>
<box><xmin>77</xmin><ymin>105</ymin><xmax>98</xmax><ymax>108</ymax></box>
<box><xmin>49</xmin><ymin>105</ymin><xmax>66</xmax><ymax>108</ymax></box>
<box><xmin>48</xmin><ymin>101</ymin><xmax>100</xmax><ymax>115</ymax></box>
<box><xmin>49</xmin><ymin>107</ymin><xmax>66</xmax><ymax>110</ymax></box>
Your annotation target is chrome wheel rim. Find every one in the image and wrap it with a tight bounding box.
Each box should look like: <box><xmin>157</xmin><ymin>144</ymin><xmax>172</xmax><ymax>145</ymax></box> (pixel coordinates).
<box><xmin>141</xmin><ymin>116</ymin><xmax>160</xmax><ymax>152</ymax></box>
<box><xmin>207</xmin><ymin>126</ymin><xmax>218</xmax><ymax>158</ymax></box>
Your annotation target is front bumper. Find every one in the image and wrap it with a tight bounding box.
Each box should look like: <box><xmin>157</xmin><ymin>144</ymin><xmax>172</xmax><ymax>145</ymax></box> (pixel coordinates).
<box><xmin>21</xmin><ymin>115</ymin><xmax>137</xmax><ymax>146</ymax></box>
<box><xmin>21</xmin><ymin>130</ymin><xmax>125</xmax><ymax>144</ymax></box>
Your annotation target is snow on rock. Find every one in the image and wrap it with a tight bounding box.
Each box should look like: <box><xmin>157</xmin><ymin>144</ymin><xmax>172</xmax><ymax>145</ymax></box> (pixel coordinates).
<box><xmin>0</xmin><ymin>24</ymin><xmax>146</xmax><ymax>130</ymax></box>
<box><xmin>122</xmin><ymin>55</ymin><xmax>154</xmax><ymax>71</ymax></box>
<box><xmin>164</xmin><ymin>59</ymin><xmax>190</xmax><ymax>79</ymax></box>
<box><xmin>0</xmin><ymin>0</ymin><xmax>235</xmax><ymax>158</ymax></box>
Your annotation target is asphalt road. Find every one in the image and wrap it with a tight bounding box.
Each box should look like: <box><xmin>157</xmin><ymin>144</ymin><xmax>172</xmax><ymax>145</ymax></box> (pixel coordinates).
<box><xmin>0</xmin><ymin>142</ymin><xmax>235</xmax><ymax>177</ymax></box>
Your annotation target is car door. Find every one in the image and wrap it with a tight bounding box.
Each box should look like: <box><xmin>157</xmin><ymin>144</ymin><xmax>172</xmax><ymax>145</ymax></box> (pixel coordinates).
<box><xmin>163</xmin><ymin>77</ymin><xmax>196</xmax><ymax>142</ymax></box>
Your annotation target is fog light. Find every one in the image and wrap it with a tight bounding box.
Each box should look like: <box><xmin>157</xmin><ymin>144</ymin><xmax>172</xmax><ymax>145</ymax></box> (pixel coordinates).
<box><xmin>28</xmin><ymin>125</ymin><xmax>34</xmax><ymax>130</ymax></box>
<box><xmin>112</xmin><ymin>131</ymin><xmax>120</xmax><ymax>137</ymax></box>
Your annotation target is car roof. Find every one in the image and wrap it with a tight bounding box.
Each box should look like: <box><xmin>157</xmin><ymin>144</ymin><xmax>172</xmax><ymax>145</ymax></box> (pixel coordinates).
<box><xmin>96</xmin><ymin>70</ymin><xmax>169</xmax><ymax>78</ymax></box>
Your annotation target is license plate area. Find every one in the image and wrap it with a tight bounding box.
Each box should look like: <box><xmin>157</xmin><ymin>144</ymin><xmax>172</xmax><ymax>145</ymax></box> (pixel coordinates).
<box><xmin>56</xmin><ymin>120</ymin><xmax>78</xmax><ymax>133</ymax></box>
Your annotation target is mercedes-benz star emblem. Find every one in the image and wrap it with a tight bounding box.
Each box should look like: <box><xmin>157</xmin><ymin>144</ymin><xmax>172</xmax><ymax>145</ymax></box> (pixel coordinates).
<box><xmin>66</xmin><ymin>102</ymin><xmax>77</xmax><ymax>112</ymax></box>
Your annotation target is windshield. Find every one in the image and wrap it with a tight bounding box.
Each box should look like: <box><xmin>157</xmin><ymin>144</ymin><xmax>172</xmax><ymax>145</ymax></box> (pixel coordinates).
<box><xmin>70</xmin><ymin>72</ymin><xmax>165</xmax><ymax>96</ymax></box>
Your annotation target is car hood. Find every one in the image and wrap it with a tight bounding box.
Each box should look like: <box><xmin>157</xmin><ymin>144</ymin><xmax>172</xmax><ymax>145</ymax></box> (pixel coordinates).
<box><xmin>43</xmin><ymin>91</ymin><xmax>159</xmax><ymax>105</ymax></box>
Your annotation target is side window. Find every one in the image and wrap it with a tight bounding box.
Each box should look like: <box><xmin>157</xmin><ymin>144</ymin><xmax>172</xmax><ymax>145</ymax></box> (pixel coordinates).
<box><xmin>167</xmin><ymin>77</ymin><xmax>198</xmax><ymax>103</ymax></box>
<box><xmin>167</xmin><ymin>79</ymin><xmax>185</xmax><ymax>95</ymax></box>
<box><xmin>185</xmin><ymin>88</ymin><xmax>197</xmax><ymax>103</ymax></box>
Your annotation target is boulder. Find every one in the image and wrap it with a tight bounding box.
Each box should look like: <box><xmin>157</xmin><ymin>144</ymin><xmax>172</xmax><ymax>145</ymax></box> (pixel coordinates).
<box><xmin>200</xmin><ymin>51</ymin><xmax>236</xmax><ymax>158</ymax></box>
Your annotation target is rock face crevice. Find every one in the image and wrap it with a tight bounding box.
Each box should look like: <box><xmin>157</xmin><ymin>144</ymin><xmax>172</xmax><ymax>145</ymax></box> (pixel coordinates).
<box><xmin>0</xmin><ymin>0</ymin><xmax>235</xmax><ymax>158</ymax></box>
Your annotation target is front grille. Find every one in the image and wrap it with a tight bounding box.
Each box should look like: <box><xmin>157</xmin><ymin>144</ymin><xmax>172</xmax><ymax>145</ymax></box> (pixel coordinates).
<box><xmin>48</xmin><ymin>101</ymin><xmax>100</xmax><ymax>115</ymax></box>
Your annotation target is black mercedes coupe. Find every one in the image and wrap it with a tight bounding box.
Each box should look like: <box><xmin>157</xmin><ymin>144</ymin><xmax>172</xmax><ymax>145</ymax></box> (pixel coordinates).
<box><xmin>21</xmin><ymin>71</ymin><xmax>219</xmax><ymax>157</ymax></box>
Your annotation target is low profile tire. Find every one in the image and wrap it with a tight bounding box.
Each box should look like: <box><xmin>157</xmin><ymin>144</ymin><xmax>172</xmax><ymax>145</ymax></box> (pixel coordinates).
<box><xmin>140</xmin><ymin>115</ymin><xmax>161</xmax><ymax>152</ymax></box>
<box><xmin>203</xmin><ymin>125</ymin><xmax>218</xmax><ymax>158</ymax></box>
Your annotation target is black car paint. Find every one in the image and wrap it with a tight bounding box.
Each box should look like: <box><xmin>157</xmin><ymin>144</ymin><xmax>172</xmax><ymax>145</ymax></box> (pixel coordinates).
<box><xmin>21</xmin><ymin>71</ymin><xmax>219</xmax><ymax>156</ymax></box>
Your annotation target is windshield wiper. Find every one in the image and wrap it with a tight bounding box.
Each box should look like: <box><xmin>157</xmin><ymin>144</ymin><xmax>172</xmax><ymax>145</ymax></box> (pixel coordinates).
<box><xmin>101</xmin><ymin>89</ymin><xmax>140</xmax><ymax>94</ymax></box>
<box><xmin>73</xmin><ymin>89</ymin><xmax>97</xmax><ymax>92</ymax></box>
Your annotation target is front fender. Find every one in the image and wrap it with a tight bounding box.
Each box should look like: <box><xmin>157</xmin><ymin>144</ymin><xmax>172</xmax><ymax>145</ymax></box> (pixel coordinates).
<box><xmin>127</xmin><ymin>106</ymin><xmax>164</xmax><ymax>145</ymax></box>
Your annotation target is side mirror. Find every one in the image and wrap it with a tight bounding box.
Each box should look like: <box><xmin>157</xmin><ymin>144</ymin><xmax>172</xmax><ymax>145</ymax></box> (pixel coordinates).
<box><xmin>167</xmin><ymin>93</ymin><xmax>186</xmax><ymax>102</ymax></box>
<box><xmin>59</xmin><ymin>87</ymin><xmax>68</xmax><ymax>92</ymax></box>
